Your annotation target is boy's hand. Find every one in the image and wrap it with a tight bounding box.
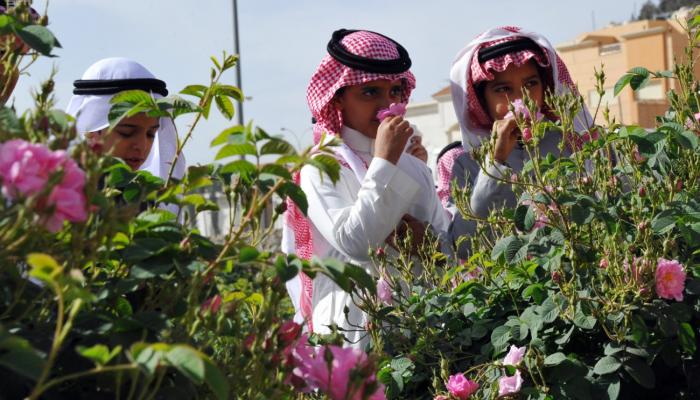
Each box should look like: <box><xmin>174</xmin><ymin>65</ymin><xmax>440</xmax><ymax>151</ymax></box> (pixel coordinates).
<box><xmin>406</xmin><ymin>136</ymin><xmax>428</xmax><ymax>164</ymax></box>
<box><xmin>375</xmin><ymin>116</ymin><xmax>413</xmax><ymax>165</ymax></box>
<box><xmin>385</xmin><ymin>214</ymin><xmax>427</xmax><ymax>255</ymax></box>
<box><xmin>493</xmin><ymin>118</ymin><xmax>519</xmax><ymax>165</ymax></box>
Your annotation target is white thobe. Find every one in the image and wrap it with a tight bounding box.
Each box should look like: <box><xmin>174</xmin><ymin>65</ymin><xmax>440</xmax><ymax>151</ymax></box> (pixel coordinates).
<box><xmin>283</xmin><ymin>126</ymin><xmax>449</xmax><ymax>347</ymax></box>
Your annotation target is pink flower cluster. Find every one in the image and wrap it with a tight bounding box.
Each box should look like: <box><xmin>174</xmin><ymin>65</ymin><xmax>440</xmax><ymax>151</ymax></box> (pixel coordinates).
<box><xmin>376</xmin><ymin>103</ymin><xmax>407</xmax><ymax>122</ymax></box>
<box><xmin>0</xmin><ymin>139</ymin><xmax>87</xmax><ymax>232</ymax></box>
<box><xmin>282</xmin><ymin>321</ymin><xmax>385</xmax><ymax>400</ymax></box>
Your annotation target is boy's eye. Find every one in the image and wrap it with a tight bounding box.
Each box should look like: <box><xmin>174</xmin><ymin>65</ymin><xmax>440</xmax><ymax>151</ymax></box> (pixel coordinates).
<box><xmin>493</xmin><ymin>85</ymin><xmax>511</xmax><ymax>94</ymax></box>
<box><xmin>116</xmin><ymin>130</ymin><xmax>133</xmax><ymax>138</ymax></box>
<box><xmin>524</xmin><ymin>79</ymin><xmax>540</xmax><ymax>88</ymax></box>
<box><xmin>390</xmin><ymin>86</ymin><xmax>403</xmax><ymax>97</ymax></box>
<box><xmin>147</xmin><ymin>130</ymin><xmax>157</xmax><ymax>140</ymax></box>
<box><xmin>361</xmin><ymin>88</ymin><xmax>377</xmax><ymax>96</ymax></box>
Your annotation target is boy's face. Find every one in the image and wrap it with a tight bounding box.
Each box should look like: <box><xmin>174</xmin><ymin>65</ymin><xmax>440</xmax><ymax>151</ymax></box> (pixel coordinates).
<box><xmin>89</xmin><ymin>113</ymin><xmax>159</xmax><ymax>171</ymax></box>
<box><xmin>482</xmin><ymin>60</ymin><xmax>544</xmax><ymax>121</ymax></box>
<box><xmin>333</xmin><ymin>79</ymin><xmax>403</xmax><ymax>139</ymax></box>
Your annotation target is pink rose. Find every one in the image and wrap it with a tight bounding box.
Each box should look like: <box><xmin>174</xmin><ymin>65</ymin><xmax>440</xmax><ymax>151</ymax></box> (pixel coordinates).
<box><xmin>446</xmin><ymin>374</ymin><xmax>479</xmax><ymax>400</ymax></box>
<box><xmin>522</xmin><ymin>128</ymin><xmax>532</xmax><ymax>142</ymax></box>
<box><xmin>376</xmin><ymin>103</ymin><xmax>407</xmax><ymax>121</ymax></box>
<box><xmin>655</xmin><ymin>258</ymin><xmax>686</xmax><ymax>301</ymax></box>
<box><xmin>0</xmin><ymin>140</ymin><xmax>87</xmax><ymax>232</ymax></box>
<box><xmin>498</xmin><ymin>370</ymin><xmax>523</xmax><ymax>397</ymax></box>
<box><xmin>599</xmin><ymin>258</ymin><xmax>609</xmax><ymax>269</ymax></box>
<box><xmin>292</xmin><ymin>345</ymin><xmax>385</xmax><ymax>400</ymax></box>
<box><xmin>503</xmin><ymin>345</ymin><xmax>526</xmax><ymax>366</ymax></box>
<box><xmin>433</xmin><ymin>396</ymin><xmax>450</xmax><ymax>400</ymax></box>
<box><xmin>377</xmin><ymin>277</ymin><xmax>392</xmax><ymax>306</ymax></box>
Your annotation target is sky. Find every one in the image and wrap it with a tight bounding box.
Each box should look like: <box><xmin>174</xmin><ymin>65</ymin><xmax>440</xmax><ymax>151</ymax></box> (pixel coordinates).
<box><xmin>10</xmin><ymin>0</ymin><xmax>647</xmax><ymax>166</ymax></box>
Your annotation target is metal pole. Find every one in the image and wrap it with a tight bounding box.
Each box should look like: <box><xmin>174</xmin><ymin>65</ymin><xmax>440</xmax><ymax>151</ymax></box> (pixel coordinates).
<box><xmin>232</xmin><ymin>0</ymin><xmax>244</xmax><ymax>126</ymax></box>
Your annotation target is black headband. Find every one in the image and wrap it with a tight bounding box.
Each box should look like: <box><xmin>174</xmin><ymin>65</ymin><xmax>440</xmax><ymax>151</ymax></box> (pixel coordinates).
<box><xmin>326</xmin><ymin>29</ymin><xmax>411</xmax><ymax>74</ymax></box>
<box><xmin>477</xmin><ymin>38</ymin><xmax>543</xmax><ymax>64</ymax></box>
<box><xmin>72</xmin><ymin>78</ymin><xmax>168</xmax><ymax>96</ymax></box>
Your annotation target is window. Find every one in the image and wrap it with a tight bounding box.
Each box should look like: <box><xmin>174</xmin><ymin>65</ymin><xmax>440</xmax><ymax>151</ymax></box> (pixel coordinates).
<box><xmin>599</xmin><ymin>43</ymin><xmax>621</xmax><ymax>56</ymax></box>
<box><xmin>635</xmin><ymin>81</ymin><xmax>665</xmax><ymax>101</ymax></box>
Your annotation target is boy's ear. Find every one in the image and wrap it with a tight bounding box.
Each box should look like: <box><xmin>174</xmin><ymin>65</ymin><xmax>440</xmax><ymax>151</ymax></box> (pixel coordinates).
<box><xmin>331</xmin><ymin>95</ymin><xmax>344</xmax><ymax>112</ymax></box>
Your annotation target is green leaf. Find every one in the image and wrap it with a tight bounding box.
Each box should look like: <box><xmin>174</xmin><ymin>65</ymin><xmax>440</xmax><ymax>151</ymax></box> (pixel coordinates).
<box><xmin>215</xmin><ymin>95</ymin><xmax>235</xmax><ymax>120</ymax></box>
<box><xmin>261</xmin><ymin>164</ymin><xmax>292</xmax><ymax>180</ymax></box>
<box><xmin>27</xmin><ymin>253</ymin><xmax>61</xmax><ymax>284</ymax></box>
<box><xmin>505</xmin><ymin>236</ymin><xmax>527</xmax><ymax>264</ymax></box>
<box><xmin>571</xmin><ymin>203</ymin><xmax>593</xmax><ymax>225</ymax></box>
<box><xmin>220</xmin><ymin>159</ymin><xmax>256</xmax><ymax>177</ymax></box>
<box><xmin>594</xmin><ymin>356</ymin><xmax>621</xmax><ymax>375</ymax></box>
<box><xmin>515</xmin><ymin>204</ymin><xmax>536</xmax><ymax>232</ymax></box>
<box><xmin>215</xmin><ymin>84</ymin><xmax>243</xmax><ymax>102</ymax></box>
<box><xmin>613</xmin><ymin>73</ymin><xmax>633</xmax><ymax>96</ymax></box>
<box><xmin>203</xmin><ymin>358</ymin><xmax>229</xmax><ymax>400</ymax></box>
<box><xmin>539</xmin><ymin>297</ymin><xmax>560</xmax><ymax>323</ymax></box>
<box><xmin>628</xmin><ymin>67</ymin><xmax>651</xmax><ymax>90</ymax></box>
<box><xmin>308</xmin><ymin>154</ymin><xmax>341</xmax><ymax>183</ymax></box>
<box><xmin>390</xmin><ymin>357</ymin><xmax>414</xmax><ymax>374</ymax></box>
<box><xmin>77</xmin><ymin>344</ymin><xmax>122</xmax><ymax>366</ymax></box>
<box><xmin>275</xmin><ymin>255</ymin><xmax>299</xmax><ymax>282</ymax></box>
<box><xmin>166</xmin><ymin>346</ymin><xmax>206</xmax><ymax>384</ymax></box>
<box><xmin>239</xmin><ymin>246</ymin><xmax>260</xmax><ymax>262</ymax></box>
<box><xmin>215</xmin><ymin>143</ymin><xmax>257</xmax><ymax>159</ymax></box>
<box><xmin>278</xmin><ymin>182</ymin><xmax>308</xmax><ymax>215</ymax></box>
<box><xmin>651</xmin><ymin>209</ymin><xmax>676</xmax><ymax>234</ymax></box>
<box><xmin>623</xmin><ymin>357</ymin><xmax>655</xmax><ymax>389</ymax></box>
<box><xmin>678</xmin><ymin>322</ymin><xmax>696</xmax><ymax>354</ymax></box>
<box><xmin>544</xmin><ymin>352</ymin><xmax>567</xmax><ymax>366</ymax></box>
<box><xmin>16</xmin><ymin>25</ymin><xmax>61</xmax><ymax>56</ymax></box>
<box><xmin>0</xmin><ymin>332</ymin><xmax>45</xmax><ymax>381</ymax></box>
<box><xmin>211</xmin><ymin>125</ymin><xmax>245</xmax><ymax>147</ymax></box>
<box><xmin>180</xmin><ymin>84</ymin><xmax>207</xmax><ymax>98</ymax></box>
<box><xmin>260</xmin><ymin>138</ymin><xmax>295</xmax><ymax>155</ymax></box>
<box><xmin>491</xmin><ymin>325</ymin><xmax>512</xmax><ymax>353</ymax></box>
<box><xmin>344</xmin><ymin>264</ymin><xmax>376</xmax><ymax>295</ymax></box>
<box><xmin>606</xmin><ymin>378</ymin><xmax>621</xmax><ymax>400</ymax></box>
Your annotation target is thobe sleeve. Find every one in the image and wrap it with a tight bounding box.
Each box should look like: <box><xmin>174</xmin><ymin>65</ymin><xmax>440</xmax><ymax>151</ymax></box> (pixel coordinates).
<box><xmin>300</xmin><ymin>157</ymin><xmax>421</xmax><ymax>263</ymax></box>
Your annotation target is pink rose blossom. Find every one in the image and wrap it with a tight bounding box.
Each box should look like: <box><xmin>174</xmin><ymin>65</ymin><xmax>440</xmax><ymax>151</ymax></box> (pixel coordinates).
<box><xmin>376</xmin><ymin>103</ymin><xmax>407</xmax><ymax>121</ymax></box>
<box><xmin>504</xmin><ymin>99</ymin><xmax>544</xmax><ymax>121</ymax></box>
<box><xmin>599</xmin><ymin>258</ymin><xmax>609</xmax><ymax>269</ymax></box>
<box><xmin>292</xmin><ymin>344</ymin><xmax>385</xmax><ymax>400</ymax></box>
<box><xmin>522</xmin><ymin>128</ymin><xmax>533</xmax><ymax>142</ymax></box>
<box><xmin>655</xmin><ymin>258</ymin><xmax>686</xmax><ymax>301</ymax></box>
<box><xmin>503</xmin><ymin>345</ymin><xmax>526</xmax><ymax>366</ymax></box>
<box><xmin>377</xmin><ymin>277</ymin><xmax>392</xmax><ymax>306</ymax></box>
<box><xmin>0</xmin><ymin>140</ymin><xmax>87</xmax><ymax>232</ymax></box>
<box><xmin>695</xmin><ymin>112</ymin><xmax>700</xmax><ymax>122</ymax></box>
<box><xmin>446</xmin><ymin>374</ymin><xmax>479</xmax><ymax>400</ymax></box>
<box><xmin>498</xmin><ymin>370</ymin><xmax>523</xmax><ymax>397</ymax></box>
<box><xmin>433</xmin><ymin>396</ymin><xmax>450</xmax><ymax>400</ymax></box>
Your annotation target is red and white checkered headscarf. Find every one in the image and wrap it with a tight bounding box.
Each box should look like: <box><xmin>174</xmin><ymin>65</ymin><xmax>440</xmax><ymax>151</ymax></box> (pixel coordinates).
<box><xmin>450</xmin><ymin>26</ymin><xmax>590</xmax><ymax>151</ymax></box>
<box><xmin>306</xmin><ymin>30</ymin><xmax>416</xmax><ymax>143</ymax></box>
<box><xmin>285</xmin><ymin>31</ymin><xmax>416</xmax><ymax>331</ymax></box>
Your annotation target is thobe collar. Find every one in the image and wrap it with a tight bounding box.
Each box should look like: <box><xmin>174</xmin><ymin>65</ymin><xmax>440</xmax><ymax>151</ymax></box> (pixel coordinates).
<box><xmin>340</xmin><ymin>126</ymin><xmax>375</xmax><ymax>163</ymax></box>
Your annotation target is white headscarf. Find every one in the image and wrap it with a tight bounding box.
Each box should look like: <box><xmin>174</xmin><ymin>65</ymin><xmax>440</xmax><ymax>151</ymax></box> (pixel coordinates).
<box><xmin>66</xmin><ymin>57</ymin><xmax>186</xmax><ymax>180</ymax></box>
<box><xmin>449</xmin><ymin>26</ymin><xmax>593</xmax><ymax>152</ymax></box>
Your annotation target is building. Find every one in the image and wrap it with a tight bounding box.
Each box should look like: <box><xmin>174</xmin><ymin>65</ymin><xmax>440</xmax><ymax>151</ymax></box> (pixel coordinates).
<box><xmin>557</xmin><ymin>9</ymin><xmax>699</xmax><ymax>127</ymax></box>
<box><xmin>407</xmin><ymin>9</ymin><xmax>699</xmax><ymax>162</ymax></box>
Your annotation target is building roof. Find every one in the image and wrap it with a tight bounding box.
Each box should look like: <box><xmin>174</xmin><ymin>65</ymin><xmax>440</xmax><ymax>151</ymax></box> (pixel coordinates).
<box><xmin>432</xmin><ymin>86</ymin><xmax>450</xmax><ymax>98</ymax></box>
